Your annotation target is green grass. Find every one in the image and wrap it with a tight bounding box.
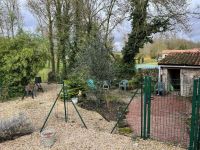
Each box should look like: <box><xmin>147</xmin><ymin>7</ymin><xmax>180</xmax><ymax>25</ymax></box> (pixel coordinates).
<box><xmin>37</xmin><ymin>68</ymin><xmax>51</xmax><ymax>83</ymax></box>
<box><xmin>118</xmin><ymin>127</ymin><xmax>132</xmax><ymax>135</ymax></box>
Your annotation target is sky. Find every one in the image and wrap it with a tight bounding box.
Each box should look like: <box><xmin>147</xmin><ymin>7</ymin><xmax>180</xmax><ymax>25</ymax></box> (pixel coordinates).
<box><xmin>20</xmin><ymin>0</ymin><xmax>200</xmax><ymax>51</ymax></box>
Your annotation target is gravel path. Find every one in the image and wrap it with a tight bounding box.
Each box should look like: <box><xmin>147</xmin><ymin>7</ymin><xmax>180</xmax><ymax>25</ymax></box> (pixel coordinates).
<box><xmin>0</xmin><ymin>84</ymin><xmax>185</xmax><ymax>150</ymax></box>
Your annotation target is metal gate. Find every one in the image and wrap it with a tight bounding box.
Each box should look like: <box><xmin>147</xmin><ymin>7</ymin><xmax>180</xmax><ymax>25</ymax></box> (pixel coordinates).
<box><xmin>141</xmin><ymin>76</ymin><xmax>200</xmax><ymax>149</ymax></box>
<box><xmin>127</xmin><ymin>76</ymin><xmax>200</xmax><ymax>149</ymax></box>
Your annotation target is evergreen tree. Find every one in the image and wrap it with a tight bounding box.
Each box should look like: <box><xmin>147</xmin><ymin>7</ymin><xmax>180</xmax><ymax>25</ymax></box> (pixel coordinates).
<box><xmin>122</xmin><ymin>0</ymin><xmax>170</xmax><ymax>65</ymax></box>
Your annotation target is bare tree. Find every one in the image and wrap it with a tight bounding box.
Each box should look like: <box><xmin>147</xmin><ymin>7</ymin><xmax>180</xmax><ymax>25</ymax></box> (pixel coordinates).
<box><xmin>0</xmin><ymin>7</ymin><xmax>4</xmax><ymax>36</ymax></box>
<box><xmin>0</xmin><ymin>0</ymin><xmax>22</xmax><ymax>38</ymax></box>
<box><xmin>150</xmin><ymin>0</ymin><xmax>190</xmax><ymax>31</ymax></box>
<box><xmin>77</xmin><ymin>0</ymin><xmax>129</xmax><ymax>60</ymax></box>
<box><xmin>28</xmin><ymin>0</ymin><xmax>56</xmax><ymax>77</ymax></box>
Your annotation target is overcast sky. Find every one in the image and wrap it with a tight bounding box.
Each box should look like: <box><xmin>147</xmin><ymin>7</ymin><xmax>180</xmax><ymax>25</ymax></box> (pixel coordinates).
<box><xmin>20</xmin><ymin>0</ymin><xmax>200</xmax><ymax>51</ymax></box>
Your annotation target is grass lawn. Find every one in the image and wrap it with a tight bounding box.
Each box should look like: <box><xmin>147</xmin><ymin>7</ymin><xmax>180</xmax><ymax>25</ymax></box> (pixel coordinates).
<box><xmin>37</xmin><ymin>68</ymin><xmax>51</xmax><ymax>83</ymax></box>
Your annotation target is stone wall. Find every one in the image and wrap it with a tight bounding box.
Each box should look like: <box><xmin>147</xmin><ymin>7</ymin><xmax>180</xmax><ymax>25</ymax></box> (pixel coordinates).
<box><xmin>160</xmin><ymin>68</ymin><xmax>170</xmax><ymax>91</ymax></box>
<box><xmin>180</xmin><ymin>69</ymin><xmax>200</xmax><ymax>97</ymax></box>
<box><xmin>161</xmin><ymin>67</ymin><xmax>200</xmax><ymax>97</ymax></box>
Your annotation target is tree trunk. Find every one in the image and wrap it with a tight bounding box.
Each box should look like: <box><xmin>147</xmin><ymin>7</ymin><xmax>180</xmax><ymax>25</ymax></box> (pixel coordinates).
<box><xmin>56</xmin><ymin>55</ymin><xmax>60</xmax><ymax>75</ymax></box>
<box><xmin>47</xmin><ymin>0</ymin><xmax>56</xmax><ymax>76</ymax></box>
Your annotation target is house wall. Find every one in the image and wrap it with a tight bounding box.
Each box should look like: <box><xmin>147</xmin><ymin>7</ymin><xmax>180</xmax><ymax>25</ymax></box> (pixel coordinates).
<box><xmin>180</xmin><ymin>69</ymin><xmax>200</xmax><ymax>97</ymax></box>
<box><xmin>160</xmin><ymin>68</ymin><xmax>169</xmax><ymax>91</ymax></box>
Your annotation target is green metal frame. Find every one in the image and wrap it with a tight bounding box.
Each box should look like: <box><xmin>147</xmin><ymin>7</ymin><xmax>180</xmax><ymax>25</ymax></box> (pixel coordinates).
<box><xmin>63</xmin><ymin>81</ymin><xmax>68</xmax><ymax>122</ymax></box>
<box><xmin>40</xmin><ymin>81</ymin><xmax>87</xmax><ymax>132</ymax></box>
<box><xmin>111</xmin><ymin>88</ymin><xmax>139</xmax><ymax>133</ymax></box>
<box><xmin>141</xmin><ymin>81</ymin><xmax>143</xmax><ymax>137</ymax></box>
<box><xmin>189</xmin><ymin>78</ymin><xmax>200</xmax><ymax>150</ymax></box>
<box><xmin>141</xmin><ymin>76</ymin><xmax>200</xmax><ymax>147</ymax></box>
<box><xmin>40</xmin><ymin>87</ymin><xmax>63</xmax><ymax>132</ymax></box>
<box><xmin>147</xmin><ymin>76</ymin><xmax>151</xmax><ymax>138</ymax></box>
<box><xmin>142</xmin><ymin>76</ymin><xmax>151</xmax><ymax>139</ymax></box>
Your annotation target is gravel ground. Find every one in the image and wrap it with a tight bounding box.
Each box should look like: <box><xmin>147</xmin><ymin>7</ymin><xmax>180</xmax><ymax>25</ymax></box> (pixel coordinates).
<box><xmin>0</xmin><ymin>84</ymin><xmax>185</xmax><ymax>150</ymax></box>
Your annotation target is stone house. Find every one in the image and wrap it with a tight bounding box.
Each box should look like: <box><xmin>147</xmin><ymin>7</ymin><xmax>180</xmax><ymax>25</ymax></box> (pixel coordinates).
<box><xmin>158</xmin><ymin>49</ymin><xmax>200</xmax><ymax>96</ymax></box>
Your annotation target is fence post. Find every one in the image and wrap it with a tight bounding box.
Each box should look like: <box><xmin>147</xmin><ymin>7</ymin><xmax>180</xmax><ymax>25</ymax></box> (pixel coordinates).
<box><xmin>142</xmin><ymin>76</ymin><xmax>152</xmax><ymax>139</ymax></box>
<box><xmin>141</xmin><ymin>79</ymin><xmax>143</xmax><ymax>138</ymax></box>
<box><xmin>193</xmin><ymin>79</ymin><xmax>200</xmax><ymax>150</ymax></box>
<box><xmin>195</xmin><ymin>79</ymin><xmax>200</xmax><ymax>149</ymax></box>
<box><xmin>189</xmin><ymin>79</ymin><xmax>199</xmax><ymax>150</ymax></box>
<box><xmin>147</xmin><ymin>76</ymin><xmax>152</xmax><ymax>138</ymax></box>
<box><xmin>63</xmin><ymin>81</ymin><xmax>68</xmax><ymax>122</ymax></box>
<box><xmin>143</xmin><ymin>76</ymin><xmax>147</xmax><ymax>139</ymax></box>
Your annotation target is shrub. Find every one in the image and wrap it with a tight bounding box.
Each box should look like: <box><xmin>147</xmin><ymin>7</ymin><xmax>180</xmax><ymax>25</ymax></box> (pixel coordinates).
<box><xmin>62</xmin><ymin>77</ymin><xmax>88</xmax><ymax>99</ymax></box>
<box><xmin>0</xmin><ymin>113</ymin><xmax>33</xmax><ymax>142</ymax></box>
<box><xmin>0</xmin><ymin>32</ymin><xmax>48</xmax><ymax>87</ymax></box>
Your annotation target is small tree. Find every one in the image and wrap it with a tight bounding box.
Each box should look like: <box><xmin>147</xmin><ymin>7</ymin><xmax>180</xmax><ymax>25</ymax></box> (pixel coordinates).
<box><xmin>83</xmin><ymin>34</ymin><xmax>114</xmax><ymax>82</ymax></box>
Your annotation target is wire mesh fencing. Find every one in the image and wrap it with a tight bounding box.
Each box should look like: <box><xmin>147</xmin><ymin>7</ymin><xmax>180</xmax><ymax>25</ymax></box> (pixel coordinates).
<box><xmin>150</xmin><ymin>80</ymin><xmax>192</xmax><ymax>148</ymax></box>
<box><xmin>127</xmin><ymin>78</ymin><xmax>192</xmax><ymax>148</ymax></box>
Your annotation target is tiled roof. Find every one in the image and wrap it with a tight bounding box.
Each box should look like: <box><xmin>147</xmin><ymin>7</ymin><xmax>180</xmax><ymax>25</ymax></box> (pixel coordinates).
<box><xmin>162</xmin><ymin>49</ymin><xmax>200</xmax><ymax>54</ymax></box>
<box><xmin>158</xmin><ymin>52</ymin><xmax>200</xmax><ymax>66</ymax></box>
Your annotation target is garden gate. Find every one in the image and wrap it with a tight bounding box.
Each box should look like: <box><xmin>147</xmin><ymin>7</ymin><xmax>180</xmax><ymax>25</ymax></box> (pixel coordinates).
<box><xmin>127</xmin><ymin>76</ymin><xmax>199</xmax><ymax>149</ymax></box>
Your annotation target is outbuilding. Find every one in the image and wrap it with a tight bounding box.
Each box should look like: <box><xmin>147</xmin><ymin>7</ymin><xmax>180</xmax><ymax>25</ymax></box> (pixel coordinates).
<box><xmin>158</xmin><ymin>49</ymin><xmax>200</xmax><ymax>96</ymax></box>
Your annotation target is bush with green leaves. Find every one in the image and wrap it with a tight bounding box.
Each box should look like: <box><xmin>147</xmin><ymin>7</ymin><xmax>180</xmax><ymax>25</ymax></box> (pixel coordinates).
<box><xmin>0</xmin><ymin>32</ymin><xmax>49</xmax><ymax>87</ymax></box>
<box><xmin>114</xmin><ymin>54</ymin><xmax>135</xmax><ymax>80</ymax></box>
<box><xmin>62</xmin><ymin>73</ymin><xmax>88</xmax><ymax>99</ymax></box>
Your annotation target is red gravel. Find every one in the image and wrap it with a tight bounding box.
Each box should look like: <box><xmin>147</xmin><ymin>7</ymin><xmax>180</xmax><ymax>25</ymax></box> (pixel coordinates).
<box><xmin>127</xmin><ymin>94</ymin><xmax>192</xmax><ymax>148</ymax></box>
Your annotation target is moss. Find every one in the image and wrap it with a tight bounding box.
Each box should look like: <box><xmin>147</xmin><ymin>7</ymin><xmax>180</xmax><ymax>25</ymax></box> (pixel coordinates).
<box><xmin>118</xmin><ymin>127</ymin><xmax>132</xmax><ymax>135</ymax></box>
<box><xmin>105</xmin><ymin>94</ymin><xmax>120</xmax><ymax>102</ymax></box>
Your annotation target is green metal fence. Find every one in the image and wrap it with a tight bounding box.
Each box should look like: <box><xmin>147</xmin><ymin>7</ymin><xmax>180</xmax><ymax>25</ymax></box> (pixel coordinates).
<box><xmin>139</xmin><ymin>76</ymin><xmax>200</xmax><ymax>149</ymax></box>
<box><xmin>189</xmin><ymin>78</ymin><xmax>200</xmax><ymax>150</ymax></box>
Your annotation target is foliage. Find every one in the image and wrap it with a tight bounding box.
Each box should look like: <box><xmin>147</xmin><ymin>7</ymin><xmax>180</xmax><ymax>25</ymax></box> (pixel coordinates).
<box><xmin>114</xmin><ymin>54</ymin><xmax>134</xmax><ymax>80</ymax></box>
<box><xmin>118</xmin><ymin>127</ymin><xmax>132</xmax><ymax>135</ymax></box>
<box><xmin>129</xmin><ymin>72</ymin><xmax>143</xmax><ymax>89</ymax></box>
<box><xmin>63</xmin><ymin>74</ymin><xmax>88</xmax><ymax>99</ymax></box>
<box><xmin>27</xmin><ymin>0</ymin><xmax>129</xmax><ymax>81</ymax></box>
<box><xmin>122</xmin><ymin>0</ymin><xmax>189</xmax><ymax>74</ymax></box>
<box><xmin>0</xmin><ymin>86</ymin><xmax>24</xmax><ymax>102</ymax></box>
<box><xmin>0</xmin><ymin>32</ymin><xmax>48</xmax><ymax>87</ymax></box>
<box><xmin>81</xmin><ymin>33</ymin><xmax>115</xmax><ymax>82</ymax></box>
<box><xmin>122</xmin><ymin>0</ymin><xmax>170</xmax><ymax>64</ymax></box>
<box><xmin>126</xmin><ymin>68</ymin><xmax>159</xmax><ymax>90</ymax></box>
<box><xmin>105</xmin><ymin>94</ymin><xmax>120</xmax><ymax>102</ymax></box>
<box><xmin>140</xmin><ymin>69</ymin><xmax>158</xmax><ymax>82</ymax></box>
<box><xmin>47</xmin><ymin>71</ymin><xmax>57</xmax><ymax>83</ymax></box>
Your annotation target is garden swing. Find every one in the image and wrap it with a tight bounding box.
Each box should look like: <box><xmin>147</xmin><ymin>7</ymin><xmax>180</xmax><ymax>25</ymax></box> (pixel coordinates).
<box><xmin>40</xmin><ymin>81</ymin><xmax>87</xmax><ymax>132</ymax></box>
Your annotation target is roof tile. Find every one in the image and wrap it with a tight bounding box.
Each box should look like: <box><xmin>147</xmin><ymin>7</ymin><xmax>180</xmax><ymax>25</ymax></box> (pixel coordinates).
<box><xmin>158</xmin><ymin>52</ymin><xmax>200</xmax><ymax>66</ymax></box>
